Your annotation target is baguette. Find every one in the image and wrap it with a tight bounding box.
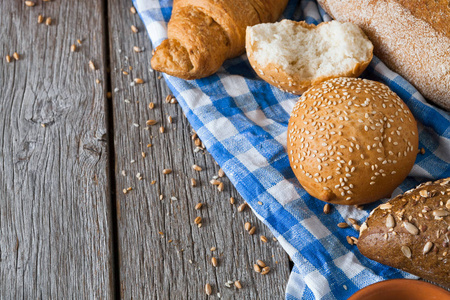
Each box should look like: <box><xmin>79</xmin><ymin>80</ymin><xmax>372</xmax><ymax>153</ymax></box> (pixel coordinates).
<box><xmin>151</xmin><ymin>0</ymin><xmax>289</xmax><ymax>80</ymax></box>
<box><xmin>358</xmin><ymin>178</ymin><xmax>450</xmax><ymax>288</ymax></box>
<box><xmin>317</xmin><ymin>0</ymin><xmax>450</xmax><ymax>110</ymax></box>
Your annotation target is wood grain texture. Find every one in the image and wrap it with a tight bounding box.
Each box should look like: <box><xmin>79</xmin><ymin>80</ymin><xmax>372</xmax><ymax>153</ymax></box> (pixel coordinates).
<box><xmin>0</xmin><ymin>1</ymin><xmax>114</xmax><ymax>299</ymax></box>
<box><xmin>106</xmin><ymin>0</ymin><xmax>291</xmax><ymax>299</ymax></box>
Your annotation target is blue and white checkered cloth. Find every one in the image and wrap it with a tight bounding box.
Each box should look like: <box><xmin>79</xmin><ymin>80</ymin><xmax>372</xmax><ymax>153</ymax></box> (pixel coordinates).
<box><xmin>133</xmin><ymin>0</ymin><xmax>450</xmax><ymax>298</ymax></box>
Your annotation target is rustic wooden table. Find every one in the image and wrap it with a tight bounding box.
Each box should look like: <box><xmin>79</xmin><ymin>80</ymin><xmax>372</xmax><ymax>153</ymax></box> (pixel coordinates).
<box><xmin>0</xmin><ymin>1</ymin><xmax>290</xmax><ymax>299</ymax></box>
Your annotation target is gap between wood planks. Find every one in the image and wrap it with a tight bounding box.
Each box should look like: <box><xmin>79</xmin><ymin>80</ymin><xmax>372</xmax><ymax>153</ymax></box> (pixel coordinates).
<box><xmin>101</xmin><ymin>0</ymin><xmax>121</xmax><ymax>299</ymax></box>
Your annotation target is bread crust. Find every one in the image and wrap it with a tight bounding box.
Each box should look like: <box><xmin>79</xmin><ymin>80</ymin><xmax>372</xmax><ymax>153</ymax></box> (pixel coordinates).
<box><xmin>245</xmin><ymin>21</ymin><xmax>373</xmax><ymax>95</ymax></box>
<box><xmin>318</xmin><ymin>0</ymin><xmax>450</xmax><ymax>110</ymax></box>
<box><xmin>287</xmin><ymin>78</ymin><xmax>418</xmax><ymax>205</ymax></box>
<box><xmin>358</xmin><ymin>177</ymin><xmax>450</xmax><ymax>288</ymax></box>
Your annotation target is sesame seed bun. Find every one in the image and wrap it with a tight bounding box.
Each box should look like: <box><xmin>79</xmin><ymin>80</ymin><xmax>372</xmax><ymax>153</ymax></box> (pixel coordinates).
<box><xmin>287</xmin><ymin>77</ymin><xmax>419</xmax><ymax>205</ymax></box>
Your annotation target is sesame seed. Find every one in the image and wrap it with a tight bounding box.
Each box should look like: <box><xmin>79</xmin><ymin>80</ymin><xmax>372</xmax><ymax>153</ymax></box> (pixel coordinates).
<box><xmin>211</xmin><ymin>257</ymin><xmax>218</xmax><ymax>267</ymax></box>
<box><xmin>346</xmin><ymin>236</ymin><xmax>354</xmax><ymax>245</ymax></box>
<box><xmin>236</xmin><ymin>201</ymin><xmax>249</xmax><ymax>213</ymax></box>
<box><xmin>244</xmin><ymin>222</ymin><xmax>251</xmax><ymax>231</ymax></box>
<box><xmin>254</xmin><ymin>264</ymin><xmax>261</xmax><ymax>273</ymax></box>
<box><xmin>338</xmin><ymin>222</ymin><xmax>349</xmax><ymax>228</ymax></box>
<box><xmin>45</xmin><ymin>17</ymin><xmax>52</xmax><ymax>26</ymax></box>
<box><xmin>13</xmin><ymin>52</ymin><xmax>19</xmax><ymax>61</ymax></box>
<box><xmin>205</xmin><ymin>283</ymin><xmax>212</xmax><ymax>295</ymax></box>
<box><xmin>25</xmin><ymin>1</ymin><xmax>36</xmax><ymax>7</ymax></box>
<box><xmin>88</xmin><ymin>60</ymin><xmax>96</xmax><ymax>71</ymax></box>
<box><xmin>234</xmin><ymin>280</ymin><xmax>242</xmax><ymax>289</ymax></box>
<box><xmin>192</xmin><ymin>164</ymin><xmax>202</xmax><ymax>171</ymax></box>
<box><xmin>260</xmin><ymin>235</ymin><xmax>268</xmax><ymax>243</ymax></box>
<box><xmin>131</xmin><ymin>25</ymin><xmax>139</xmax><ymax>33</ymax></box>
<box><xmin>162</xmin><ymin>169</ymin><xmax>172</xmax><ymax>175</ymax></box>
<box><xmin>256</xmin><ymin>260</ymin><xmax>266</xmax><ymax>268</ymax></box>
<box><xmin>248</xmin><ymin>226</ymin><xmax>256</xmax><ymax>235</ymax></box>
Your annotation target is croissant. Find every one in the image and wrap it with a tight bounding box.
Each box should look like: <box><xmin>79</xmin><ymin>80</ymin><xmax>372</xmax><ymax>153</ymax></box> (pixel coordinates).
<box><xmin>151</xmin><ymin>0</ymin><xmax>289</xmax><ymax>80</ymax></box>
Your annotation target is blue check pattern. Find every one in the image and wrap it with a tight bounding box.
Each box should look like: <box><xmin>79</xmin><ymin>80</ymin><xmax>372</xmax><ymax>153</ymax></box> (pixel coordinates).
<box><xmin>133</xmin><ymin>0</ymin><xmax>450</xmax><ymax>299</ymax></box>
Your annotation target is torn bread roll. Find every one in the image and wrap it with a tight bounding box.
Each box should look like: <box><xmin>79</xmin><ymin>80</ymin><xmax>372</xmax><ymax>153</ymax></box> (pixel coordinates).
<box><xmin>358</xmin><ymin>177</ymin><xmax>450</xmax><ymax>288</ymax></box>
<box><xmin>246</xmin><ymin>20</ymin><xmax>373</xmax><ymax>94</ymax></box>
<box><xmin>287</xmin><ymin>77</ymin><xmax>418</xmax><ymax>205</ymax></box>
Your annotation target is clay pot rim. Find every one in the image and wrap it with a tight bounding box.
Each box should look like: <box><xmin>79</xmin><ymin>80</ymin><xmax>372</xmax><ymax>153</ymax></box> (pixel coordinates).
<box><xmin>348</xmin><ymin>279</ymin><xmax>450</xmax><ymax>300</ymax></box>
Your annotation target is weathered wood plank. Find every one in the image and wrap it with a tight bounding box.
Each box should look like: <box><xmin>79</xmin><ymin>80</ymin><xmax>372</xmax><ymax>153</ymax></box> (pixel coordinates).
<box><xmin>107</xmin><ymin>1</ymin><xmax>291</xmax><ymax>299</ymax></box>
<box><xmin>0</xmin><ymin>1</ymin><xmax>114</xmax><ymax>299</ymax></box>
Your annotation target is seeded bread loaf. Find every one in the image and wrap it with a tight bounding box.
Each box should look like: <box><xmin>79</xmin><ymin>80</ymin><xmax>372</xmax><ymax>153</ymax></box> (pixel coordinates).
<box><xmin>317</xmin><ymin>0</ymin><xmax>450</xmax><ymax>110</ymax></box>
<box><xmin>358</xmin><ymin>178</ymin><xmax>450</xmax><ymax>288</ymax></box>
<box><xmin>287</xmin><ymin>77</ymin><xmax>418</xmax><ymax>205</ymax></box>
<box><xmin>245</xmin><ymin>20</ymin><xmax>373</xmax><ymax>94</ymax></box>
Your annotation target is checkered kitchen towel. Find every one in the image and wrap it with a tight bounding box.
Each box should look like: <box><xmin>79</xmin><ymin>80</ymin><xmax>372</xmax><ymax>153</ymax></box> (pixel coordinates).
<box><xmin>133</xmin><ymin>0</ymin><xmax>450</xmax><ymax>299</ymax></box>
